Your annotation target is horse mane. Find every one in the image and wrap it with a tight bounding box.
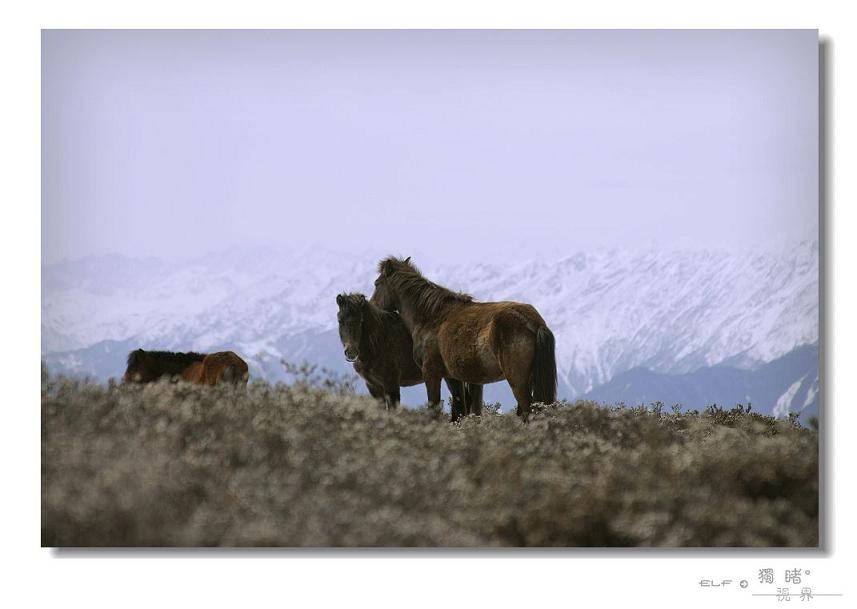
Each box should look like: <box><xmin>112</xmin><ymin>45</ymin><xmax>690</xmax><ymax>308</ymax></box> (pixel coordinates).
<box><xmin>338</xmin><ymin>293</ymin><xmax>398</xmax><ymax>355</ymax></box>
<box><xmin>378</xmin><ymin>256</ymin><xmax>473</xmax><ymax>317</ymax></box>
<box><xmin>127</xmin><ymin>349</ymin><xmax>206</xmax><ymax>373</ymax></box>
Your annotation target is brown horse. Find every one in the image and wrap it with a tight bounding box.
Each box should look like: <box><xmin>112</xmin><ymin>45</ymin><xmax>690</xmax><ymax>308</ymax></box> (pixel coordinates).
<box><xmin>123</xmin><ymin>349</ymin><xmax>249</xmax><ymax>386</ymax></box>
<box><xmin>336</xmin><ymin>292</ymin><xmax>482</xmax><ymax>416</ymax></box>
<box><xmin>370</xmin><ymin>257</ymin><xmax>556</xmax><ymax>421</ymax></box>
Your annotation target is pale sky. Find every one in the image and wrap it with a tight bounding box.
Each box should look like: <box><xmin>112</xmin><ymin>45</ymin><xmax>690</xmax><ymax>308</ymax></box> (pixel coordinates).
<box><xmin>42</xmin><ymin>30</ymin><xmax>818</xmax><ymax>265</ymax></box>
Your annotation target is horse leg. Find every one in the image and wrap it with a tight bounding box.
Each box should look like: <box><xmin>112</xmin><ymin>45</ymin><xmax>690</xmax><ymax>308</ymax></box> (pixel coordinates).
<box><xmin>466</xmin><ymin>383</ymin><xmax>483</xmax><ymax>416</ymax></box>
<box><xmin>419</xmin><ymin>343</ymin><xmax>445</xmax><ymax>416</ymax></box>
<box><xmin>424</xmin><ymin>373</ymin><xmax>443</xmax><ymax>415</ymax></box>
<box><xmin>502</xmin><ymin>356</ymin><xmax>534</xmax><ymax>421</ymax></box>
<box><xmin>509</xmin><ymin>379</ymin><xmax>533</xmax><ymax>422</ymax></box>
<box><xmin>445</xmin><ymin>378</ymin><xmax>466</xmax><ymax>422</ymax></box>
<box><xmin>366</xmin><ymin>381</ymin><xmax>386</xmax><ymax>405</ymax></box>
<box><xmin>376</xmin><ymin>366</ymin><xmax>402</xmax><ymax>410</ymax></box>
<box><xmin>384</xmin><ymin>377</ymin><xmax>401</xmax><ymax>410</ymax></box>
<box><xmin>497</xmin><ymin>332</ymin><xmax>536</xmax><ymax>422</ymax></box>
<box><xmin>387</xmin><ymin>386</ymin><xmax>401</xmax><ymax>409</ymax></box>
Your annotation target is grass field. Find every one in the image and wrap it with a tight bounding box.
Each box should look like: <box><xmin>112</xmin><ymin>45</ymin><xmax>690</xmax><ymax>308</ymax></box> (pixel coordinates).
<box><xmin>41</xmin><ymin>375</ymin><xmax>818</xmax><ymax>547</ymax></box>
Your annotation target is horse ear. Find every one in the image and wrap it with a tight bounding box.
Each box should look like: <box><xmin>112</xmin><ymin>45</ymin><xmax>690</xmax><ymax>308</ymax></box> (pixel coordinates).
<box><xmin>336</xmin><ymin>294</ymin><xmax>344</xmax><ymax>306</ymax></box>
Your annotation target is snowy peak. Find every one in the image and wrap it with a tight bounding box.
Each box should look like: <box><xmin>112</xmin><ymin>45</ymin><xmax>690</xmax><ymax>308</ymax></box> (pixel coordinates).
<box><xmin>42</xmin><ymin>242</ymin><xmax>818</xmax><ymax>399</ymax></box>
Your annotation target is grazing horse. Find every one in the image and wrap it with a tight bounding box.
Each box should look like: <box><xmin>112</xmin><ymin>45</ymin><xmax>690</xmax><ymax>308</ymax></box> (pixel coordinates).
<box><xmin>123</xmin><ymin>349</ymin><xmax>249</xmax><ymax>386</ymax></box>
<box><xmin>336</xmin><ymin>292</ymin><xmax>482</xmax><ymax>416</ymax></box>
<box><xmin>370</xmin><ymin>257</ymin><xmax>557</xmax><ymax>421</ymax></box>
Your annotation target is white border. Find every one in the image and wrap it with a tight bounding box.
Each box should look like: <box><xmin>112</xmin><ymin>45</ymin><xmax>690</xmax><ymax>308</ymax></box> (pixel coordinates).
<box><xmin>3</xmin><ymin>2</ymin><xmax>854</xmax><ymax>607</ymax></box>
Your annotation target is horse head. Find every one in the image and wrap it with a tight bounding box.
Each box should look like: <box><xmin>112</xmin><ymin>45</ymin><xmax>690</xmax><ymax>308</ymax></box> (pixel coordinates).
<box><xmin>336</xmin><ymin>293</ymin><xmax>367</xmax><ymax>362</ymax></box>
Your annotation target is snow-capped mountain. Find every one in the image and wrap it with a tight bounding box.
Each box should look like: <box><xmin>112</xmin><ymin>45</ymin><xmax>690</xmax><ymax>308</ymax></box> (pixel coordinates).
<box><xmin>41</xmin><ymin>242</ymin><xmax>818</xmax><ymax>414</ymax></box>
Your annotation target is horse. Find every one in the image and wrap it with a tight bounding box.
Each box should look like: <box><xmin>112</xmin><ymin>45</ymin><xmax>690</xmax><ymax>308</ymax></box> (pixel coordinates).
<box><xmin>369</xmin><ymin>257</ymin><xmax>557</xmax><ymax>421</ymax></box>
<box><xmin>336</xmin><ymin>292</ymin><xmax>482</xmax><ymax>416</ymax></box>
<box><xmin>123</xmin><ymin>349</ymin><xmax>249</xmax><ymax>386</ymax></box>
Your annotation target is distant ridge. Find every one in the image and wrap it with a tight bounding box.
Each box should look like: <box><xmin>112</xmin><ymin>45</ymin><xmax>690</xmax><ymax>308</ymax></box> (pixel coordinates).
<box><xmin>42</xmin><ymin>242</ymin><xmax>818</xmax><ymax>414</ymax></box>
<box><xmin>582</xmin><ymin>344</ymin><xmax>818</xmax><ymax>421</ymax></box>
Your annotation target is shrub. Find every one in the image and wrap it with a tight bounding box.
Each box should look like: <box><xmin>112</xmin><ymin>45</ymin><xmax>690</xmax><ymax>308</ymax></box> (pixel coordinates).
<box><xmin>41</xmin><ymin>377</ymin><xmax>818</xmax><ymax>547</ymax></box>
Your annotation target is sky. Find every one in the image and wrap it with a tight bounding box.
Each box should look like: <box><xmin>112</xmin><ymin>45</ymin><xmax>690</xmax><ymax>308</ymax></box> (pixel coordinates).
<box><xmin>42</xmin><ymin>30</ymin><xmax>818</xmax><ymax>266</ymax></box>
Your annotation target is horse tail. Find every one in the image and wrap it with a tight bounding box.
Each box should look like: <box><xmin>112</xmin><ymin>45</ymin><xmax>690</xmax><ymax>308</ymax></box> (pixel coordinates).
<box><xmin>532</xmin><ymin>325</ymin><xmax>557</xmax><ymax>404</ymax></box>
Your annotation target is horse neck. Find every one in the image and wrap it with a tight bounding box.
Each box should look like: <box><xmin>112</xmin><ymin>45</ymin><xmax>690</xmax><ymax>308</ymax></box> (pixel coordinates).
<box><xmin>395</xmin><ymin>300</ymin><xmax>421</xmax><ymax>332</ymax></box>
<box><xmin>359</xmin><ymin>308</ymin><xmax>383</xmax><ymax>357</ymax></box>
<box><xmin>395</xmin><ymin>289</ymin><xmax>462</xmax><ymax>330</ymax></box>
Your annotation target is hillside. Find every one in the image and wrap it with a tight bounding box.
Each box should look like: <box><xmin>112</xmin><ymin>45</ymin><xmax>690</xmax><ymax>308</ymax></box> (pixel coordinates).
<box><xmin>42</xmin><ymin>377</ymin><xmax>818</xmax><ymax>547</ymax></box>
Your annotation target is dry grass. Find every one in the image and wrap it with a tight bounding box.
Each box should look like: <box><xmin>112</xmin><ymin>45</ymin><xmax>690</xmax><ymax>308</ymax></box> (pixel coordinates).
<box><xmin>41</xmin><ymin>376</ymin><xmax>818</xmax><ymax>547</ymax></box>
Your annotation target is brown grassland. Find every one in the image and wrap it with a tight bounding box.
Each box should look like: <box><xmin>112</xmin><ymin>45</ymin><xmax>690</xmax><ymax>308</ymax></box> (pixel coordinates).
<box><xmin>41</xmin><ymin>372</ymin><xmax>818</xmax><ymax>547</ymax></box>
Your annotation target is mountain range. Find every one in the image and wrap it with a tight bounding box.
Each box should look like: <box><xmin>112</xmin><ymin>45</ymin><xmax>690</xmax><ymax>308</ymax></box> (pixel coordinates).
<box><xmin>41</xmin><ymin>242</ymin><xmax>819</xmax><ymax>418</ymax></box>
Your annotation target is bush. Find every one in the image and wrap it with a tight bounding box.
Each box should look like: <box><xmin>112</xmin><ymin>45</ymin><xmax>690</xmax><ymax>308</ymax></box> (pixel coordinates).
<box><xmin>41</xmin><ymin>378</ymin><xmax>818</xmax><ymax>547</ymax></box>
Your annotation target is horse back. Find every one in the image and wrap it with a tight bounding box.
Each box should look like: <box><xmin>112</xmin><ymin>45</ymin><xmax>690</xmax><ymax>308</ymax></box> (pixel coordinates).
<box><xmin>432</xmin><ymin>301</ymin><xmax>548</xmax><ymax>383</ymax></box>
<box><xmin>182</xmin><ymin>361</ymin><xmax>206</xmax><ymax>384</ymax></box>
<box><xmin>441</xmin><ymin>301</ymin><xmax>546</xmax><ymax>334</ymax></box>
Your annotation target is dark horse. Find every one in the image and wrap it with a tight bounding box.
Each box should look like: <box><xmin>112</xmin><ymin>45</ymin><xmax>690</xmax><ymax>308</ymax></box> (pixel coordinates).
<box><xmin>123</xmin><ymin>349</ymin><xmax>249</xmax><ymax>386</ymax></box>
<box><xmin>370</xmin><ymin>257</ymin><xmax>556</xmax><ymax>421</ymax></box>
<box><xmin>336</xmin><ymin>292</ymin><xmax>482</xmax><ymax>416</ymax></box>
